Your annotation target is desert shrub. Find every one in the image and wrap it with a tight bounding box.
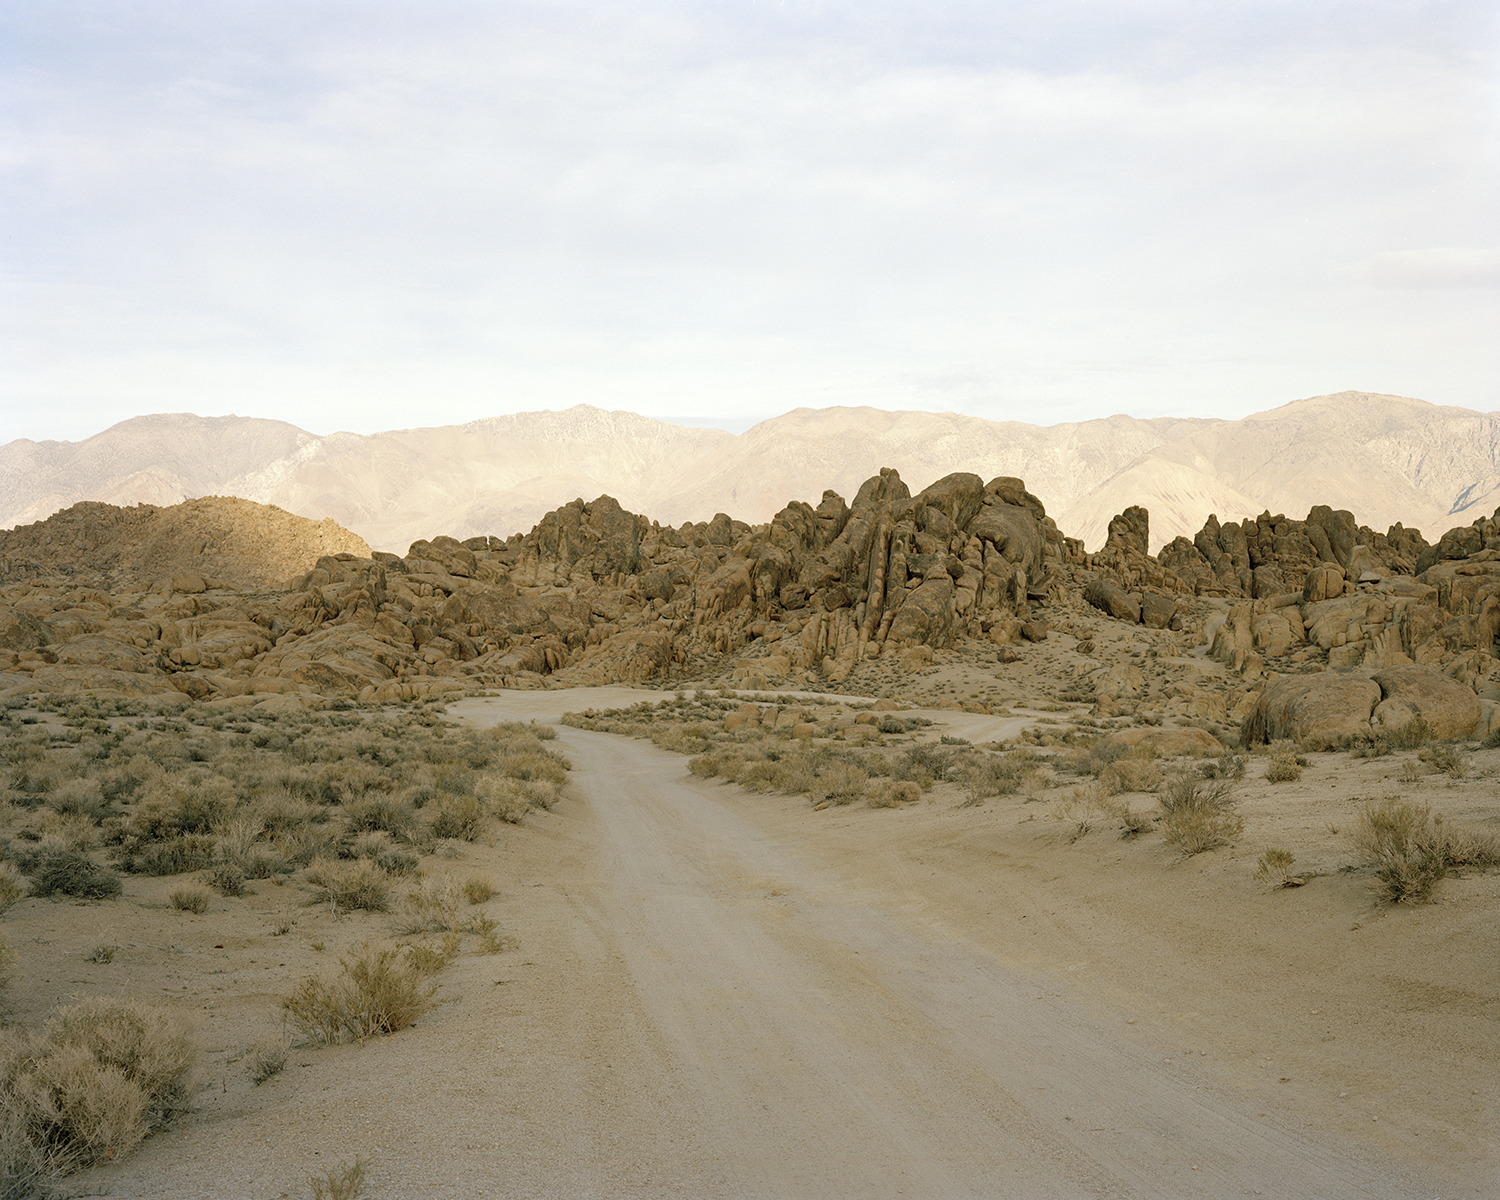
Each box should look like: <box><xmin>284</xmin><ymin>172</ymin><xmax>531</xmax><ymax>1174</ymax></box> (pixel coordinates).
<box><xmin>1098</xmin><ymin>795</ymin><xmax>1153</xmax><ymax>838</ymax></box>
<box><xmin>282</xmin><ymin>943</ymin><xmax>438</xmax><ymax>1045</ymax></box>
<box><xmin>958</xmin><ymin>753</ymin><xmax>1025</xmax><ymax>804</ymax></box>
<box><xmin>254</xmin><ymin>789</ymin><xmax>321</xmax><ymax>835</ymax></box>
<box><xmin>278</xmin><ymin>825</ymin><xmax>340</xmax><ymax>868</ymax></box>
<box><xmin>1264</xmin><ymin>751</ymin><xmax>1303</xmax><ymax>783</ymax></box>
<box><xmin>243</xmin><ymin>845</ymin><xmax>292</xmax><ymax>879</ymax></box>
<box><xmin>688</xmin><ymin>750</ymin><xmax>745</xmax><ymax>780</ymax></box>
<box><xmin>0</xmin><ymin>997</ymin><xmax>195</xmax><ymax>1176</ymax></box>
<box><xmin>46</xmin><ymin>779</ymin><xmax>107</xmax><ymax>822</ymax></box>
<box><xmin>810</xmin><ymin>760</ymin><xmax>868</xmax><ymax>807</ymax></box>
<box><xmin>428</xmin><ymin>794</ymin><xmax>486</xmax><ymax>841</ymax></box>
<box><xmin>867</xmin><ymin>780</ymin><xmax>922</xmax><ymax>808</ymax></box>
<box><xmin>112</xmin><ymin>832</ymin><xmax>217</xmax><ymax>876</ymax></box>
<box><xmin>97</xmin><ymin>764</ymin><xmax>147</xmax><ymax>805</ymax></box>
<box><xmin>156</xmin><ymin>775</ymin><xmax>235</xmax><ymax>835</ymax></box>
<box><xmin>1386</xmin><ymin>716</ymin><xmax>1434</xmax><ymax>751</ymax></box>
<box><xmin>346</xmin><ymin>832</ymin><xmax>418</xmax><ymax>876</ymax></box>
<box><xmin>462</xmin><ymin>876</ymin><xmax>495</xmax><ymax>904</ymax></box>
<box><xmin>303</xmin><ymin>858</ymin><xmax>391</xmax><ymax>913</ymax></box>
<box><xmin>212</xmin><ymin>814</ymin><xmax>263</xmax><ymax>867</ymax></box>
<box><xmin>341</xmin><ymin>796</ymin><xmax>416</xmax><ymax>840</ymax></box>
<box><xmin>23</xmin><ymin>847</ymin><xmax>123</xmax><ymax>900</ymax></box>
<box><xmin>1418</xmin><ymin>744</ymin><xmax>1469</xmax><ymax>778</ymax></box>
<box><xmin>168</xmin><ymin>883</ymin><xmax>210</xmax><ymax>913</ymax></box>
<box><xmin>0</xmin><ymin>864</ymin><xmax>27</xmax><ymax>915</ymax></box>
<box><xmin>402</xmin><ymin>933</ymin><xmax>462</xmax><ymax>977</ymax></box>
<box><xmin>246</xmin><ymin>1034</ymin><xmax>289</xmax><ymax>1085</ymax></box>
<box><xmin>1157</xmin><ymin>773</ymin><xmax>1243</xmax><ymax>854</ymax></box>
<box><xmin>308</xmin><ymin>1157</ymin><xmax>369</xmax><ymax>1200</ymax></box>
<box><xmin>894</xmin><ymin>745</ymin><xmax>959</xmax><ymax>784</ymax></box>
<box><xmin>462</xmin><ymin>912</ymin><xmax>516</xmax><ymax>954</ymax></box>
<box><xmin>475</xmin><ymin>777</ymin><xmax>531</xmax><ymax>826</ymax></box>
<box><xmin>206</xmin><ymin>861</ymin><xmax>247</xmax><ymax>897</ymax></box>
<box><xmin>1199</xmin><ymin>752</ymin><xmax>1246</xmax><ymax>781</ymax></box>
<box><xmin>518</xmin><ymin>779</ymin><xmax>559</xmax><ymax>811</ymax></box>
<box><xmin>1351</xmin><ymin>798</ymin><xmax>1500</xmax><ymax>903</ymax></box>
<box><xmin>1255</xmin><ymin>847</ymin><xmax>1301</xmax><ymax>887</ymax></box>
<box><xmin>308</xmin><ymin>760</ymin><xmax>390</xmax><ymax>806</ymax></box>
<box><xmin>395</xmin><ymin>876</ymin><xmax>462</xmax><ymax>935</ymax></box>
<box><xmin>1099</xmin><ymin>754</ymin><xmax>1163</xmax><ymax>796</ymax></box>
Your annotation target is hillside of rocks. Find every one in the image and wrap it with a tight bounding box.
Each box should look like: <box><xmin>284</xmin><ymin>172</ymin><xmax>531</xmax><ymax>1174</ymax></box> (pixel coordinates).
<box><xmin>0</xmin><ymin>496</ymin><xmax>370</xmax><ymax>592</ymax></box>
<box><xmin>5</xmin><ymin>471</ymin><xmax>1500</xmax><ymax>749</ymax></box>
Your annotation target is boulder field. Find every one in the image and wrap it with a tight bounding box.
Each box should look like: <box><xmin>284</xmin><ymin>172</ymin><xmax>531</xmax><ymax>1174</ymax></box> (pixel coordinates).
<box><xmin>5</xmin><ymin>471</ymin><xmax>1500</xmax><ymax>741</ymax></box>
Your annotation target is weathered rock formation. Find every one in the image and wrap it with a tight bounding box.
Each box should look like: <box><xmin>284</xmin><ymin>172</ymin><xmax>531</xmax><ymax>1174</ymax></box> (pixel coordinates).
<box><xmin>8</xmin><ymin>476</ymin><xmax>1500</xmax><ymax>734</ymax></box>
<box><xmin>0</xmin><ymin>496</ymin><xmax>369</xmax><ymax>592</ymax></box>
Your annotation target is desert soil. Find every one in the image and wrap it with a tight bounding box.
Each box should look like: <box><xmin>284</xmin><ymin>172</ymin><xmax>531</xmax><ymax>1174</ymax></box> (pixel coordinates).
<box><xmin>17</xmin><ymin>685</ymin><xmax>1492</xmax><ymax>1198</ymax></box>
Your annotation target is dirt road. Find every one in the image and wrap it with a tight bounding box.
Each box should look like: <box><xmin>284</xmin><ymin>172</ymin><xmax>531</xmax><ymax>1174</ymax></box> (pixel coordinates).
<box><xmin>446</xmin><ymin>694</ymin><xmax>1428</xmax><ymax>1198</ymax></box>
<box><xmin>82</xmin><ymin>690</ymin><xmax>1465</xmax><ymax>1198</ymax></box>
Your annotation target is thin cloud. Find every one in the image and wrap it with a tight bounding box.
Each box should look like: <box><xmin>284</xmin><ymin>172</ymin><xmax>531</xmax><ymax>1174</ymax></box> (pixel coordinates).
<box><xmin>2</xmin><ymin>2</ymin><xmax>1497</xmax><ymax>442</ymax></box>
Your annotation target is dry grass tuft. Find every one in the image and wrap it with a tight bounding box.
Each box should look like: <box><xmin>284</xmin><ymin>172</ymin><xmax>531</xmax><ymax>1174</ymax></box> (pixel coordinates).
<box><xmin>282</xmin><ymin>942</ymin><xmax>439</xmax><ymax>1045</ymax></box>
<box><xmin>461</xmin><ymin>876</ymin><xmax>495</xmax><ymax>904</ymax></box>
<box><xmin>308</xmin><ymin>1157</ymin><xmax>369</xmax><ymax>1200</ymax></box>
<box><xmin>866</xmin><ymin>780</ymin><xmax>922</xmax><ymax>808</ymax></box>
<box><xmin>0</xmin><ymin>998</ymin><xmax>195</xmax><ymax>1179</ymax></box>
<box><xmin>1351</xmin><ymin>798</ymin><xmax>1500</xmax><ymax>903</ymax></box>
<box><xmin>1157</xmin><ymin>773</ymin><xmax>1243</xmax><ymax>855</ymax></box>
<box><xmin>1254</xmin><ymin>847</ymin><xmax>1303</xmax><ymax>888</ymax></box>
<box><xmin>247</xmin><ymin>1034</ymin><xmax>289</xmax><ymax>1085</ymax></box>
<box><xmin>0</xmin><ymin>863</ymin><xmax>27</xmax><ymax>915</ymax></box>
<box><xmin>303</xmin><ymin>858</ymin><xmax>391</xmax><ymax>913</ymax></box>
<box><xmin>168</xmin><ymin>883</ymin><xmax>210</xmax><ymax>914</ymax></box>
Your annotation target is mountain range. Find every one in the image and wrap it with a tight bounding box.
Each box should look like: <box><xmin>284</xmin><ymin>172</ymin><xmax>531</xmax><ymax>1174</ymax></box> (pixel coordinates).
<box><xmin>5</xmin><ymin>390</ymin><xmax>1499</xmax><ymax>554</ymax></box>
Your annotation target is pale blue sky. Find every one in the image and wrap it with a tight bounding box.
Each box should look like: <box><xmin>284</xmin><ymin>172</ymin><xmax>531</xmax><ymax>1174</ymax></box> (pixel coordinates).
<box><xmin>3</xmin><ymin>1</ymin><xmax>1497</xmax><ymax>443</ymax></box>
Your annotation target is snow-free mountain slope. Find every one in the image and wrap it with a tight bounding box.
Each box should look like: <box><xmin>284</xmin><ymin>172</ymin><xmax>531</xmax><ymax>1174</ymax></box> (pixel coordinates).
<box><xmin>6</xmin><ymin>392</ymin><xmax>1500</xmax><ymax>553</ymax></box>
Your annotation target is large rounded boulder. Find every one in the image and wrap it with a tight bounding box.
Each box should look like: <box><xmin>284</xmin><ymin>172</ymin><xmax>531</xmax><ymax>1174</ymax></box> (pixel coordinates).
<box><xmin>1244</xmin><ymin>674</ymin><xmax>1381</xmax><ymax>748</ymax></box>
<box><xmin>1370</xmin><ymin>665</ymin><xmax>1481</xmax><ymax>740</ymax></box>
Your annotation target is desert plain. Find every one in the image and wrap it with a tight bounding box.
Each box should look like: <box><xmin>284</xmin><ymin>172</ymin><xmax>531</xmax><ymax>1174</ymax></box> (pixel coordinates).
<box><xmin>0</xmin><ymin>463</ymin><xmax>1497</xmax><ymax>1198</ymax></box>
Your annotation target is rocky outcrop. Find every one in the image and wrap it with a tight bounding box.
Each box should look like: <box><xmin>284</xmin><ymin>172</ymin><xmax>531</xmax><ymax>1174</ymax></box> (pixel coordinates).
<box><xmin>0</xmin><ymin>497</ymin><xmax>369</xmax><ymax>591</ymax></box>
<box><xmin>9</xmin><ymin>479</ymin><xmax>1500</xmax><ymax>719</ymax></box>
<box><xmin>1244</xmin><ymin>665</ymin><xmax>1480</xmax><ymax>747</ymax></box>
<box><xmin>1156</xmin><ymin>507</ymin><xmax>1428</xmax><ymax>600</ymax></box>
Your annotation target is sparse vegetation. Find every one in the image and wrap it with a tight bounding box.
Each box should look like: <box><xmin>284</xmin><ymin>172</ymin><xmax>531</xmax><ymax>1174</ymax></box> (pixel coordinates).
<box><xmin>303</xmin><ymin>858</ymin><xmax>392</xmax><ymax>914</ymax></box>
<box><xmin>169</xmin><ymin>882</ymin><xmax>211</xmax><ymax>913</ymax></box>
<box><xmin>0</xmin><ymin>864</ymin><xmax>27</xmax><ymax>915</ymax></box>
<box><xmin>308</xmin><ymin>1157</ymin><xmax>369</xmax><ymax>1200</ymax></box>
<box><xmin>1351</xmin><ymin>798</ymin><xmax>1500</xmax><ymax>903</ymax></box>
<box><xmin>462</xmin><ymin>876</ymin><xmax>495</xmax><ymax>904</ymax></box>
<box><xmin>247</xmin><ymin>1034</ymin><xmax>290</xmax><ymax>1084</ymax></box>
<box><xmin>282</xmin><ymin>942</ymin><xmax>440</xmax><ymax>1045</ymax></box>
<box><xmin>1157</xmin><ymin>773</ymin><xmax>1243</xmax><ymax>854</ymax></box>
<box><xmin>0</xmin><ymin>998</ymin><xmax>195</xmax><ymax>1181</ymax></box>
<box><xmin>1255</xmin><ymin>847</ymin><xmax>1302</xmax><ymax>888</ymax></box>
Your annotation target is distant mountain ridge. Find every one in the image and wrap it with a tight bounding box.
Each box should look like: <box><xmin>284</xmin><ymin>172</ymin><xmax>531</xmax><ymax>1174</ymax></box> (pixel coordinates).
<box><xmin>4</xmin><ymin>392</ymin><xmax>1498</xmax><ymax>553</ymax></box>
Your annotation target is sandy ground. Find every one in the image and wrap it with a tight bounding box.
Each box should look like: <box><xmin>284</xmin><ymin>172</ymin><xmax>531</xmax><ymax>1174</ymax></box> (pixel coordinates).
<box><xmin>9</xmin><ymin>685</ymin><xmax>1491</xmax><ymax>1198</ymax></box>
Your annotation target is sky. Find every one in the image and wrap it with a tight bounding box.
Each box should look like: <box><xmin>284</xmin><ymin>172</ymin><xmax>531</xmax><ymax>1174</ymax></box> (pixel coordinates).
<box><xmin>2</xmin><ymin>0</ymin><xmax>1498</xmax><ymax>444</ymax></box>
